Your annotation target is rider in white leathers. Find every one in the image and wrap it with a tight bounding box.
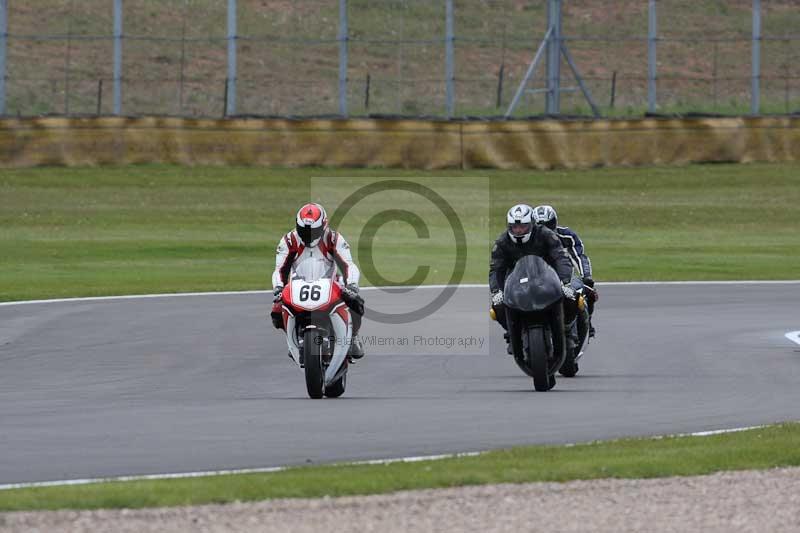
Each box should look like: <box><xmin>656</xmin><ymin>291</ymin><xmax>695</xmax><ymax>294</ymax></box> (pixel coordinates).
<box><xmin>270</xmin><ymin>202</ymin><xmax>365</xmax><ymax>359</ymax></box>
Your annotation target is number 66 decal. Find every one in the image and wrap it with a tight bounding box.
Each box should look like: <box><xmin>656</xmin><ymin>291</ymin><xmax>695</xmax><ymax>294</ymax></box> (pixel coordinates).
<box><xmin>298</xmin><ymin>284</ymin><xmax>322</xmax><ymax>302</ymax></box>
<box><xmin>290</xmin><ymin>278</ymin><xmax>331</xmax><ymax>310</ymax></box>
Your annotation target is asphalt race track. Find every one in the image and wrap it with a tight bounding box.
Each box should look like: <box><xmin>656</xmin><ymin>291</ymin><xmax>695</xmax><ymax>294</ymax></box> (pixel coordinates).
<box><xmin>1</xmin><ymin>283</ymin><xmax>798</xmax><ymax>484</ymax></box>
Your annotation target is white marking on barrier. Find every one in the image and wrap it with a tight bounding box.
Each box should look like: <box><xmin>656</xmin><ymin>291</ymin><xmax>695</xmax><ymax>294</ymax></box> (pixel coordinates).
<box><xmin>785</xmin><ymin>331</ymin><xmax>800</xmax><ymax>346</ymax></box>
<box><xmin>0</xmin><ymin>281</ymin><xmax>798</xmax><ymax>308</ymax></box>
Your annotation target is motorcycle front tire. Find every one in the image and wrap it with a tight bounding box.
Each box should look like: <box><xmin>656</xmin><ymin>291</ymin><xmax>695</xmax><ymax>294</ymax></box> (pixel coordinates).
<box><xmin>304</xmin><ymin>329</ymin><xmax>325</xmax><ymax>399</ymax></box>
<box><xmin>526</xmin><ymin>326</ymin><xmax>553</xmax><ymax>391</ymax></box>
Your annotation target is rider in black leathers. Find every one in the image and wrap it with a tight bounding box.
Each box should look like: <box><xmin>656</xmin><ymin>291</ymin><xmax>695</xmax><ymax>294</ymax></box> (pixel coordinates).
<box><xmin>533</xmin><ymin>204</ymin><xmax>597</xmax><ymax>337</ymax></box>
<box><xmin>490</xmin><ymin>204</ymin><xmax>575</xmax><ymax>353</ymax></box>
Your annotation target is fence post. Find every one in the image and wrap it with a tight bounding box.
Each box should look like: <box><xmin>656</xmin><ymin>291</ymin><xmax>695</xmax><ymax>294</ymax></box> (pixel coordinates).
<box><xmin>179</xmin><ymin>0</ymin><xmax>188</xmax><ymax>114</ymax></box>
<box><xmin>0</xmin><ymin>0</ymin><xmax>7</xmax><ymax>115</ymax></box>
<box><xmin>648</xmin><ymin>0</ymin><xmax>657</xmax><ymax>113</ymax></box>
<box><xmin>113</xmin><ymin>0</ymin><xmax>122</xmax><ymax>115</ymax></box>
<box><xmin>65</xmin><ymin>7</ymin><xmax>73</xmax><ymax>115</ymax></box>
<box><xmin>338</xmin><ymin>0</ymin><xmax>348</xmax><ymax>117</ymax></box>
<box><xmin>545</xmin><ymin>0</ymin><xmax>561</xmax><ymax>115</ymax></box>
<box><xmin>445</xmin><ymin>0</ymin><xmax>455</xmax><ymax>118</ymax></box>
<box><xmin>751</xmin><ymin>0</ymin><xmax>761</xmax><ymax>115</ymax></box>
<box><xmin>226</xmin><ymin>0</ymin><xmax>237</xmax><ymax>116</ymax></box>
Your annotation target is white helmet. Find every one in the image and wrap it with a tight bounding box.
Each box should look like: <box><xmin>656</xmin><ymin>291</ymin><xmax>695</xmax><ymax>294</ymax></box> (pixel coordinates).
<box><xmin>296</xmin><ymin>202</ymin><xmax>328</xmax><ymax>247</ymax></box>
<box><xmin>506</xmin><ymin>204</ymin><xmax>535</xmax><ymax>244</ymax></box>
<box><xmin>533</xmin><ymin>204</ymin><xmax>558</xmax><ymax>231</ymax></box>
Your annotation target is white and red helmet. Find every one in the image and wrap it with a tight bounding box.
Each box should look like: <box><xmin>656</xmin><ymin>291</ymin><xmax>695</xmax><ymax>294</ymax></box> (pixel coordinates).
<box><xmin>296</xmin><ymin>203</ymin><xmax>328</xmax><ymax>247</ymax></box>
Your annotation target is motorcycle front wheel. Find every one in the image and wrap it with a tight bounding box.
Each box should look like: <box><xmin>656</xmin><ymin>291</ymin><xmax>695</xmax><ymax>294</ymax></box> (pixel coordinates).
<box><xmin>304</xmin><ymin>329</ymin><xmax>325</xmax><ymax>399</ymax></box>
<box><xmin>526</xmin><ymin>326</ymin><xmax>553</xmax><ymax>391</ymax></box>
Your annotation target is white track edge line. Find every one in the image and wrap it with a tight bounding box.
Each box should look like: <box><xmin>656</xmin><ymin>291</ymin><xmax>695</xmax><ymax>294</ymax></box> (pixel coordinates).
<box><xmin>1</xmin><ymin>281</ymin><xmax>799</xmax><ymax>307</ymax></box>
<box><xmin>0</xmin><ymin>425</ymin><xmax>774</xmax><ymax>491</ymax></box>
<box><xmin>786</xmin><ymin>331</ymin><xmax>800</xmax><ymax>346</ymax></box>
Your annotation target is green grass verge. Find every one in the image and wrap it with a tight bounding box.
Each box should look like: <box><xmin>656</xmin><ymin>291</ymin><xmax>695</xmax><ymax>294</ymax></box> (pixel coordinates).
<box><xmin>1</xmin><ymin>423</ymin><xmax>799</xmax><ymax>511</ymax></box>
<box><xmin>1</xmin><ymin>162</ymin><xmax>799</xmax><ymax>302</ymax></box>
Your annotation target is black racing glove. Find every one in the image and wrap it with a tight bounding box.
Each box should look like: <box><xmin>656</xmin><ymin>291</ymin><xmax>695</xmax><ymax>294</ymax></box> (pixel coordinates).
<box><xmin>343</xmin><ymin>283</ymin><xmax>360</xmax><ymax>299</ymax></box>
<box><xmin>272</xmin><ymin>285</ymin><xmax>284</xmax><ymax>303</ymax></box>
<box><xmin>582</xmin><ymin>278</ymin><xmax>598</xmax><ymax>302</ymax></box>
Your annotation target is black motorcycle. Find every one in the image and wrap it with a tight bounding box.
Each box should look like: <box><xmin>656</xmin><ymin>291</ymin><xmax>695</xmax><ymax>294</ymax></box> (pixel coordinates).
<box><xmin>501</xmin><ymin>255</ymin><xmax>567</xmax><ymax>391</ymax></box>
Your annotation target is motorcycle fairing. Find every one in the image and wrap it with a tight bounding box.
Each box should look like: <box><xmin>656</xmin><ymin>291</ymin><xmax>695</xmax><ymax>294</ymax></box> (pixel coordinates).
<box><xmin>283</xmin><ymin>308</ymin><xmax>302</xmax><ymax>366</ymax></box>
<box><xmin>324</xmin><ymin>302</ymin><xmax>351</xmax><ymax>385</ymax></box>
<box><xmin>503</xmin><ymin>255</ymin><xmax>563</xmax><ymax>312</ymax></box>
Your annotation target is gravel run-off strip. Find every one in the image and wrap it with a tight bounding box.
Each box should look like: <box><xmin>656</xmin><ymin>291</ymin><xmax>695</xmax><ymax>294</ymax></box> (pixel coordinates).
<box><xmin>2</xmin><ymin>467</ymin><xmax>799</xmax><ymax>533</ymax></box>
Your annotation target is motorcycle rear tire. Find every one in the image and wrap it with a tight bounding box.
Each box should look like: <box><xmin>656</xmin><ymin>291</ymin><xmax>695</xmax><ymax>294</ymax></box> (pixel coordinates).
<box><xmin>304</xmin><ymin>330</ymin><xmax>325</xmax><ymax>399</ymax></box>
<box><xmin>526</xmin><ymin>327</ymin><xmax>552</xmax><ymax>391</ymax></box>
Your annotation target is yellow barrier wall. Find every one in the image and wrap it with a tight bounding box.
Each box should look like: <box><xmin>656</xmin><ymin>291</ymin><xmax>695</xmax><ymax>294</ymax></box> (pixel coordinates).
<box><xmin>0</xmin><ymin>116</ymin><xmax>797</xmax><ymax>169</ymax></box>
<box><xmin>461</xmin><ymin>117</ymin><xmax>800</xmax><ymax>169</ymax></box>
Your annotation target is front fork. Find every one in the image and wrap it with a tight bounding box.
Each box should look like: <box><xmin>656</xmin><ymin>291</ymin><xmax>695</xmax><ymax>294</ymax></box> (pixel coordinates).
<box><xmin>286</xmin><ymin>307</ymin><xmax>352</xmax><ymax>385</ymax></box>
<box><xmin>285</xmin><ymin>314</ymin><xmax>302</xmax><ymax>366</ymax></box>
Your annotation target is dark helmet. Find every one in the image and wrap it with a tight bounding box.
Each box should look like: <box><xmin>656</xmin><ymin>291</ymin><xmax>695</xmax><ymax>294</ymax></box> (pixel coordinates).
<box><xmin>533</xmin><ymin>204</ymin><xmax>557</xmax><ymax>231</ymax></box>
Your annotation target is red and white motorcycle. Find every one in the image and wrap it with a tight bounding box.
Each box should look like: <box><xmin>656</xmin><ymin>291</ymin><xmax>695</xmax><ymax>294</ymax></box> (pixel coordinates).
<box><xmin>275</xmin><ymin>259</ymin><xmax>354</xmax><ymax>399</ymax></box>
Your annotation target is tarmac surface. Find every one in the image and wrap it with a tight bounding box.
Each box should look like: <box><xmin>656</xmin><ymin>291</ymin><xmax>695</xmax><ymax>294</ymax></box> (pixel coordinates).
<box><xmin>1</xmin><ymin>283</ymin><xmax>798</xmax><ymax>484</ymax></box>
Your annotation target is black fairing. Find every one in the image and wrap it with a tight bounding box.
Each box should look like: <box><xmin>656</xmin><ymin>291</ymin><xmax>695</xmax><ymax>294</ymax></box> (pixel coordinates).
<box><xmin>502</xmin><ymin>255</ymin><xmax>563</xmax><ymax>312</ymax></box>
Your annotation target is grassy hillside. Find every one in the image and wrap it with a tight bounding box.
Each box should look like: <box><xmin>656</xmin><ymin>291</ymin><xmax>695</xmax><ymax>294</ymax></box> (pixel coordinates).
<box><xmin>7</xmin><ymin>0</ymin><xmax>800</xmax><ymax>117</ymax></box>
<box><xmin>1</xmin><ymin>162</ymin><xmax>798</xmax><ymax>302</ymax></box>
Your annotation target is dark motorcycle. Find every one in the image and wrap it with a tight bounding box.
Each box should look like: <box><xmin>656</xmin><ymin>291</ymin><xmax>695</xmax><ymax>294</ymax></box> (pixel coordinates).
<box><xmin>501</xmin><ymin>255</ymin><xmax>567</xmax><ymax>391</ymax></box>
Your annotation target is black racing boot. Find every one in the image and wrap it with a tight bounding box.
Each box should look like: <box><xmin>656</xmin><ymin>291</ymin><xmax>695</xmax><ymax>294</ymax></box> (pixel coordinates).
<box><xmin>291</xmin><ymin>351</ymin><xmax>304</xmax><ymax>368</ymax></box>
<box><xmin>503</xmin><ymin>331</ymin><xmax>512</xmax><ymax>355</ymax></box>
<box><xmin>566</xmin><ymin>330</ymin><xmax>577</xmax><ymax>357</ymax></box>
<box><xmin>559</xmin><ymin>322</ymin><xmax>580</xmax><ymax>377</ymax></box>
<box><xmin>348</xmin><ymin>336</ymin><xmax>365</xmax><ymax>361</ymax></box>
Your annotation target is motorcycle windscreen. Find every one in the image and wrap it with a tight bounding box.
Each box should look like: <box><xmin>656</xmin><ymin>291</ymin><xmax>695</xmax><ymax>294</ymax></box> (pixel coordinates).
<box><xmin>292</xmin><ymin>257</ymin><xmax>335</xmax><ymax>282</ymax></box>
<box><xmin>502</xmin><ymin>255</ymin><xmax>563</xmax><ymax>312</ymax></box>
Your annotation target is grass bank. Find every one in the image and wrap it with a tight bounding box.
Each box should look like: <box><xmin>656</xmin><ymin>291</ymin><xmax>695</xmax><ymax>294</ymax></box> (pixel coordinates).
<box><xmin>1</xmin><ymin>162</ymin><xmax>798</xmax><ymax>302</ymax></box>
<box><xmin>1</xmin><ymin>423</ymin><xmax>798</xmax><ymax>511</ymax></box>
